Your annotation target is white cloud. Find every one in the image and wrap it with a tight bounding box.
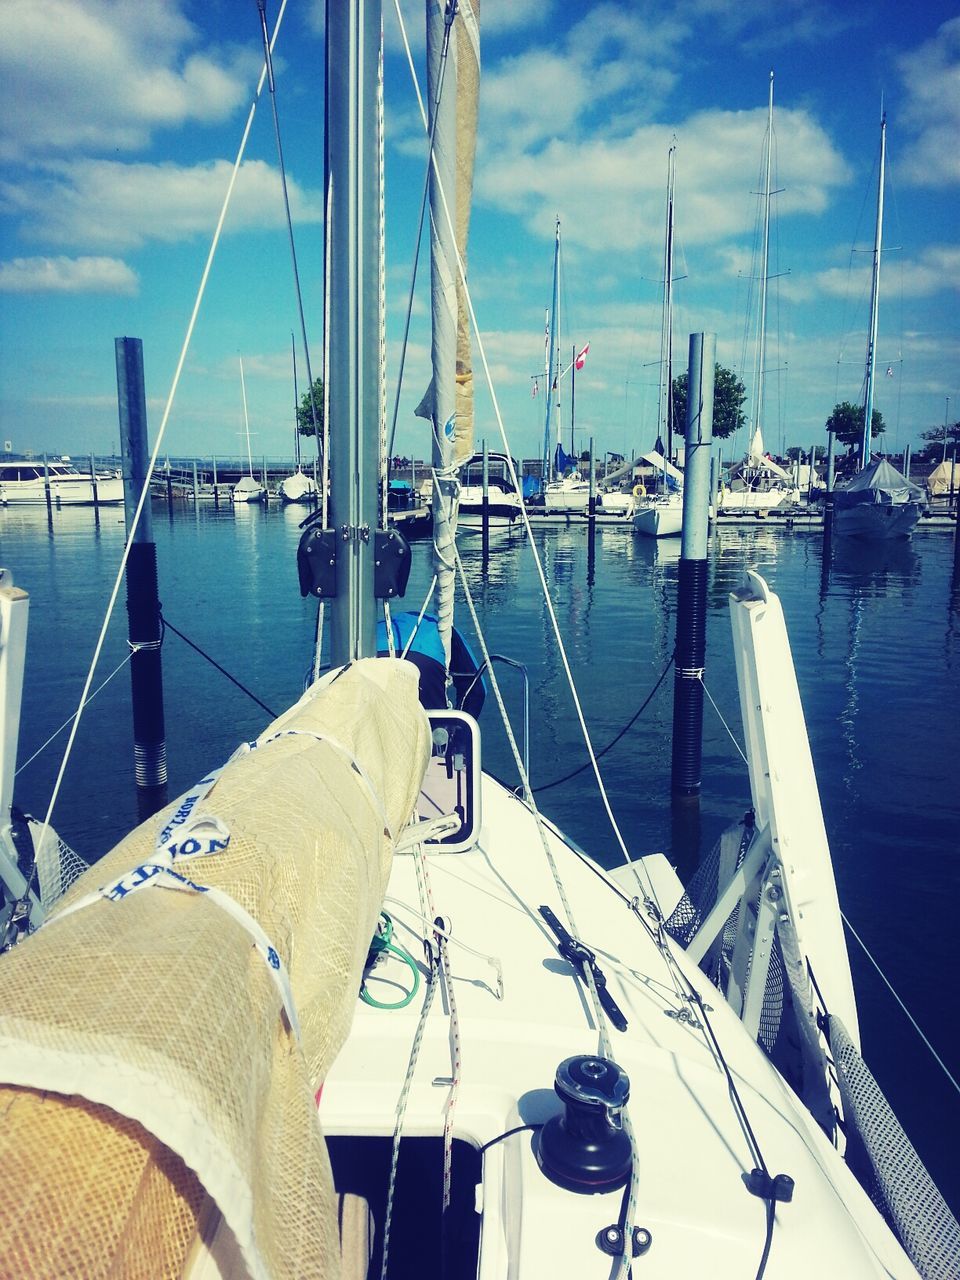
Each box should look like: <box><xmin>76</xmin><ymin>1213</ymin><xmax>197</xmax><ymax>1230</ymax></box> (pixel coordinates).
<box><xmin>1</xmin><ymin>158</ymin><xmax>323</xmax><ymax>250</ymax></box>
<box><xmin>478</xmin><ymin>105</ymin><xmax>848</xmax><ymax>255</ymax></box>
<box><xmin>0</xmin><ymin>0</ymin><xmax>252</xmax><ymax>162</ymax></box>
<box><xmin>786</xmin><ymin>244</ymin><xmax>960</xmax><ymax>303</ymax></box>
<box><xmin>0</xmin><ymin>254</ymin><xmax>138</xmax><ymax>294</ymax></box>
<box><xmin>896</xmin><ymin>17</ymin><xmax>960</xmax><ymax>187</ymax></box>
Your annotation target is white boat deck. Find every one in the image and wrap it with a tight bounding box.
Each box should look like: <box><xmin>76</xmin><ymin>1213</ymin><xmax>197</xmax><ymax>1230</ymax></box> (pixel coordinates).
<box><xmin>323</xmin><ymin>775</ymin><xmax>916</xmax><ymax>1278</ymax></box>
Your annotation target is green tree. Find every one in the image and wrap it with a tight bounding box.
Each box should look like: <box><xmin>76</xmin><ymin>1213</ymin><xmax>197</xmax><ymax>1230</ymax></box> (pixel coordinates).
<box><xmin>825</xmin><ymin>401</ymin><xmax>885</xmax><ymax>453</ymax></box>
<box><xmin>296</xmin><ymin>376</ymin><xmax>324</xmax><ymax>437</ymax></box>
<box><xmin>917</xmin><ymin>420</ymin><xmax>960</xmax><ymax>464</ymax></box>
<box><xmin>671</xmin><ymin>364</ymin><xmax>746</xmax><ymax>441</ymax></box>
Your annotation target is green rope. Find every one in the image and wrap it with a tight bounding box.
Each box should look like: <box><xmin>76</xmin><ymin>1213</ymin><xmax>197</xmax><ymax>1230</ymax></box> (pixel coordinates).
<box><xmin>360</xmin><ymin>912</ymin><xmax>421</xmax><ymax>1010</ymax></box>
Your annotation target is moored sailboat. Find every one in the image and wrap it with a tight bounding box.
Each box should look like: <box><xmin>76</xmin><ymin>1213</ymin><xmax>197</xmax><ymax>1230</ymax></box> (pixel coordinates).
<box><xmin>232</xmin><ymin>355</ymin><xmax>266</xmax><ymax>504</ymax></box>
<box><xmin>717</xmin><ymin>74</ymin><xmax>800</xmax><ymax>516</ymax></box>
<box><xmin>834</xmin><ymin>114</ymin><xmax>925</xmax><ymax>540</ymax></box>
<box><xmin>0</xmin><ymin>7</ymin><xmax>956</xmax><ymax>1280</ymax></box>
<box><xmin>635</xmin><ymin>144</ymin><xmax>685</xmax><ymax>538</ymax></box>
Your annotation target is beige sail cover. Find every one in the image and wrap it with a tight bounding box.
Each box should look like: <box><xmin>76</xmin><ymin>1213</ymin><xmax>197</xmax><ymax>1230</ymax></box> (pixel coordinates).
<box><xmin>0</xmin><ymin>658</ymin><xmax>431</xmax><ymax>1279</ymax></box>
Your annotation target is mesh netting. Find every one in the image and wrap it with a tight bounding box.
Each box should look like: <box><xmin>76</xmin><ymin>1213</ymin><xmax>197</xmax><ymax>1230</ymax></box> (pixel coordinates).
<box><xmin>0</xmin><ymin>658</ymin><xmax>431</xmax><ymax>1280</ymax></box>
<box><xmin>827</xmin><ymin>1014</ymin><xmax>960</xmax><ymax>1280</ymax></box>
<box><xmin>28</xmin><ymin>819</ymin><xmax>89</xmax><ymax>908</ymax></box>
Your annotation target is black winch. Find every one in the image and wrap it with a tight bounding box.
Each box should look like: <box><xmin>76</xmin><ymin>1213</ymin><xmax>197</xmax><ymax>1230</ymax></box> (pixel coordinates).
<box><xmin>536</xmin><ymin>1055</ymin><xmax>632</xmax><ymax>1194</ymax></box>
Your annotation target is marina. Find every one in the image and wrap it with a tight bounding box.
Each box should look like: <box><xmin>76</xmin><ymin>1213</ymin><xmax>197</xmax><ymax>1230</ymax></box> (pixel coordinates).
<box><xmin>1</xmin><ymin>1</ymin><xmax>959</xmax><ymax>1276</ymax></box>
<box><xmin>3</xmin><ymin>501</ymin><xmax>959</xmax><ymax>1230</ymax></box>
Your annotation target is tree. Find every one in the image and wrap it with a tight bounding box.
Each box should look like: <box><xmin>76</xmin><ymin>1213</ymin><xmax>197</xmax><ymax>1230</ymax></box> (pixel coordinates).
<box><xmin>296</xmin><ymin>376</ymin><xmax>324</xmax><ymax>437</ymax></box>
<box><xmin>671</xmin><ymin>363</ymin><xmax>746</xmax><ymax>441</ymax></box>
<box><xmin>825</xmin><ymin>401</ymin><xmax>885</xmax><ymax>453</ymax></box>
<box><xmin>916</xmin><ymin>420</ymin><xmax>960</xmax><ymax>464</ymax></box>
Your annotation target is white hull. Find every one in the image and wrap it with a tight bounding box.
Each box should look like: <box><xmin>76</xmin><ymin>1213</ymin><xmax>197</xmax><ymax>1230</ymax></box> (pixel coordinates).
<box><xmin>717</xmin><ymin>485</ymin><xmax>799</xmax><ymax>511</ymax></box>
<box><xmin>633</xmin><ymin>495</ymin><xmax>683</xmax><ymax>537</ymax></box>
<box><xmin>232</xmin><ymin>479</ymin><xmax>265</xmax><ymax>504</ymax></box>
<box><xmin>458</xmin><ymin>483</ymin><xmax>522</xmax><ymax>529</ymax></box>
<box><xmin>544</xmin><ymin>482</ymin><xmax>589</xmax><ymax>513</ymax></box>
<box><xmin>598</xmin><ymin>491</ymin><xmax>634</xmax><ymax>517</ymax></box>
<box><xmin>0</xmin><ymin>473</ymin><xmax>124</xmax><ymax>506</ymax></box>
<box><xmin>834</xmin><ymin>500</ymin><xmax>923</xmax><ymax>539</ymax></box>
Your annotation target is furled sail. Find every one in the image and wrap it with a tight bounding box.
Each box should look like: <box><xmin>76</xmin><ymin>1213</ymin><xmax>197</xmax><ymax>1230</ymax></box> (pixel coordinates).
<box><xmin>419</xmin><ymin>0</ymin><xmax>480</xmax><ymax>671</ymax></box>
<box><xmin>0</xmin><ymin>659</ymin><xmax>430</xmax><ymax>1279</ymax></box>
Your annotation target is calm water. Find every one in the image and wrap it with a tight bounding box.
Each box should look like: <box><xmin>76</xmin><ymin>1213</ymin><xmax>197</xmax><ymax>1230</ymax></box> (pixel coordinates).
<box><xmin>2</xmin><ymin>501</ymin><xmax>959</xmax><ymax>1210</ymax></box>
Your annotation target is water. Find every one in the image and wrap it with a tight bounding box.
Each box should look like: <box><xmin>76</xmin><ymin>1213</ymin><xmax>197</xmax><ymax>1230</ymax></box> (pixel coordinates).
<box><xmin>3</xmin><ymin>501</ymin><xmax>959</xmax><ymax>1212</ymax></box>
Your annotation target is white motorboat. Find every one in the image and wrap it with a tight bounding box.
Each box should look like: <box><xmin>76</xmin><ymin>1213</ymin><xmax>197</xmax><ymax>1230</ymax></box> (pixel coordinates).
<box><xmin>0</xmin><ymin>459</ymin><xmax>124</xmax><ymax>506</ymax></box>
<box><xmin>0</xmin><ymin>11</ymin><xmax>955</xmax><ymax>1280</ymax></box>
<box><xmin>457</xmin><ymin>452</ymin><xmax>522</xmax><ymax>530</ymax></box>
<box><xmin>544</xmin><ymin>471</ymin><xmax>590</xmax><ymax>513</ymax></box>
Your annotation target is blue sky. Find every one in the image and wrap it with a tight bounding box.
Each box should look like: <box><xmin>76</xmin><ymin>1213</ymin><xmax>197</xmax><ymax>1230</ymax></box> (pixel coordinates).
<box><xmin>1</xmin><ymin>0</ymin><xmax>957</xmax><ymax>469</ymax></box>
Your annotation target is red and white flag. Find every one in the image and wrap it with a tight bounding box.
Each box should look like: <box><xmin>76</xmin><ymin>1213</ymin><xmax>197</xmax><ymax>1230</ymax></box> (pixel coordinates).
<box><xmin>574</xmin><ymin>342</ymin><xmax>590</xmax><ymax>370</ymax></box>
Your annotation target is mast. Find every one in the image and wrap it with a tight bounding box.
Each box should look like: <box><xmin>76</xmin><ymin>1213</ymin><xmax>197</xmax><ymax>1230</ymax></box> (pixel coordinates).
<box><xmin>542</xmin><ymin>217</ymin><xmax>561</xmax><ymax>482</ymax></box>
<box><xmin>291</xmin><ymin>331</ymin><xmax>300</xmax><ymax>470</ymax></box>
<box><xmin>325</xmin><ymin>0</ymin><xmax>381</xmax><ymax>663</ymax></box>
<box><xmin>660</xmin><ymin>143</ymin><xmax>677</xmax><ymax>470</ymax></box>
<box><xmin>751</xmin><ymin>71</ymin><xmax>774</xmax><ymax>448</ymax></box>
<box><xmin>427</xmin><ymin>0</ymin><xmax>460</xmax><ymax>672</ymax></box>
<box><xmin>239</xmin><ymin>355</ymin><xmax>254</xmax><ymax>477</ymax></box>
<box><xmin>861</xmin><ymin>112</ymin><xmax>886</xmax><ymax>469</ymax></box>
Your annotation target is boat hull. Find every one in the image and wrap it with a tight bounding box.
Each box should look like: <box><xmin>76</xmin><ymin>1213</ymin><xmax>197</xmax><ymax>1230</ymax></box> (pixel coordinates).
<box><xmin>0</xmin><ymin>475</ymin><xmax>124</xmax><ymax>506</ymax></box>
<box><xmin>633</xmin><ymin>498</ymin><xmax>683</xmax><ymax>537</ymax></box>
<box><xmin>544</xmin><ymin>484</ymin><xmax>589</xmax><ymax>513</ymax></box>
<box><xmin>834</xmin><ymin>500</ymin><xmax>923</xmax><ymax>539</ymax></box>
<box><xmin>717</xmin><ymin>485</ymin><xmax>799</xmax><ymax>511</ymax></box>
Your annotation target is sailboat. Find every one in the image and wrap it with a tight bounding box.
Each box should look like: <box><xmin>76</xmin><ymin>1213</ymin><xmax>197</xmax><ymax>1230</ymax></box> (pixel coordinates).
<box><xmin>634</xmin><ymin>143</ymin><xmax>685</xmax><ymax>538</ymax></box>
<box><xmin>280</xmin><ymin>333</ymin><xmax>319</xmax><ymax>504</ymax></box>
<box><xmin>833</xmin><ymin>114</ymin><xmax>926</xmax><ymax>539</ymax></box>
<box><xmin>718</xmin><ymin>74</ymin><xmax>800</xmax><ymax>515</ymax></box>
<box><xmin>232</xmin><ymin>355</ymin><xmax>266</xmax><ymax>504</ymax></box>
<box><xmin>540</xmin><ymin>220</ymin><xmax>593</xmax><ymax>515</ymax></box>
<box><xmin>0</xmin><ymin>7</ymin><xmax>956</xmax><ymax>1279</ymax></box>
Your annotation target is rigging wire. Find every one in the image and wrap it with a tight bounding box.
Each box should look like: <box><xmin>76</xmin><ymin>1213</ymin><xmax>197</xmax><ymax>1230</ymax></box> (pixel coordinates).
<box><xmin>255</xmin><ymin>0</ymin><xmax>322</xmax><ymax>455</ymax></box>
<box><xmin>34</xmin><ymin>0</ymin><xmax>290</xmax><ymax>859</ymax></box>
<box><xmin>14</xmin><ymin>650</ymin><xmax>135</xmax><ymax>776</ymax></box>
<box><xmin>161</xmin><ymin>616</ymin><xmax>278</xmax><ymax>719</ymax></box>
<box><xmin>532</xmin><ymin>650</ymin><xmax>675</xmax><ymax>793</ymax></box>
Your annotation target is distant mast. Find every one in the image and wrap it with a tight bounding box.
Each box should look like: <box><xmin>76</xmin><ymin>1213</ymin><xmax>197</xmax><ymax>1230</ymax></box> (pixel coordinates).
<box><xmin>861</xmin><ymin>112</ymin><xmax>886</xmax><ymax>469</ymax></box>
<box><xmin>752</xmin><ymin>71</ymin><xmax>775</xmax><ymax>448</ymax></box>
<box><xmin>542</xmin><ymin>217</ymin><xmax>561</xmax><ymax>482</ymax></box>
<box><xmin>661</xmin><ymin>143</ymin><xmax>677</xmax><ymax>466</ymax></box>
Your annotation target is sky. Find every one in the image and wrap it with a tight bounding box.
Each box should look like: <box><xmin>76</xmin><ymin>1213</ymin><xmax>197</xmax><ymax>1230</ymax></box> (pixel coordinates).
<box><xmin>1</xmin><ymin>0</ymin><xmax>958</xmax><ymax>470</ymax></box>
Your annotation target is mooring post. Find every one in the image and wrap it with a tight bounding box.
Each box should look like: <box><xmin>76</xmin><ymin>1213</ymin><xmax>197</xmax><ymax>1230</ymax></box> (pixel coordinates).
<box><xmin>671</xmin><ymin>333</ymin><xmax>714</xmax><ymax>802</ymax></box>
<box><xmin>115</xmin><ymin>337</ymin><xmax>167</xmax><ymax>819</ymax></box>
<box><xmin>88</xmin><ymin>453</ymin><xmax>99</xmax><ymax>508</ymax></box>
<box><xmin>824</xmin><ymin>427</ymin><xmax>836</xmax><ymax>538</ymax></box>
<box><xmin>481</xmin><ymin>440</ymin><xmax>490</xmax><ymax>562</ymax></box>
<box><xmin>262</xmin><ymin>455</ymin><xmax>268</xmax><ymax>503</ymax></box>
<box><xmin>42</xmin><ymin>454</ymin><xmax>52</xmax><ymax>515</ymax></box>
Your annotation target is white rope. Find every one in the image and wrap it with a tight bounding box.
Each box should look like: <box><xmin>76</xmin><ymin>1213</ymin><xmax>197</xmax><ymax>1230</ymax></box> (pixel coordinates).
<box><xmin>400</xmin><ymin>574</ymin><xmax>438</xmax><ymax>659</ymax></box>
<box><xmin>15</xmin><ymin>649</ymin><xmax>134</xmax><ymax>776</ymax></box>
<box><xmin>35</xmin><ymin>0</ymin><xmax>290</xmax><ymax>859</ymax></box>
<box><xmin>699</xmin><ymin>675</ymin><xmax>750</xmax><ymax>766</ymax></box>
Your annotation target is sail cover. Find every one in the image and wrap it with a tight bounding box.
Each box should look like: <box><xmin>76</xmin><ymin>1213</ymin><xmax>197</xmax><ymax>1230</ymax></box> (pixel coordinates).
<box><xmin>833</xmin><ymin>458</ymin><xmax>925</xmax><ymax>509</ymax></box>
<box><xmin>0</xmin><ymin>659</ymin><xmax>431</xmax><ymax>1279</ymax></box>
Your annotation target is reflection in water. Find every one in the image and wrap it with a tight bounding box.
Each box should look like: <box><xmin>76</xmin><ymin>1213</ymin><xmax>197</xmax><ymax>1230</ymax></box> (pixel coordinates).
<box><xmin>831</xmin><ymin>536</ymin><xmax>921</xmax><ymax>595</ymax></box>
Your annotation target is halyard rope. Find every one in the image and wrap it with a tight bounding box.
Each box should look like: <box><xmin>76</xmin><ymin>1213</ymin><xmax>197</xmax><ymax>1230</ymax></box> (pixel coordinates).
<box><xmin>35</xmin><ymin>0</ymin><xmax>291</xmax><ymax>863</ymax></box>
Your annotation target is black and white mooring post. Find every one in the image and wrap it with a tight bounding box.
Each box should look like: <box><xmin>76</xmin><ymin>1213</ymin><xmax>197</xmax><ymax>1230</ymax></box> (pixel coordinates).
<box><xmin>115</xmin><ymin>336</ymin><xmax>167</xmax><ymax>817</ymax></box>
<box><xmin>671</xmin><ymin>332</ymin><xmax>714</xmax><ymax>801</ymax></box>
<box><xmin>481</xmin><ymin>440</ymin><xmax>490</xmax><ymax>561</ymax></box>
